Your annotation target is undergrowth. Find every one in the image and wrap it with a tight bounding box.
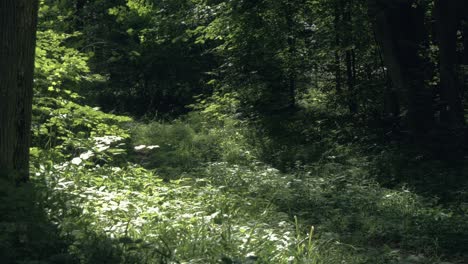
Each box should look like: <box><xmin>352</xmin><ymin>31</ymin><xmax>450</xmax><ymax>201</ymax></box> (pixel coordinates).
<box><xmin>4</xmin><ymin>86</ymin><xmax>466</xmax><ymax>263</ymax></box>
<box><xmin>2</xmin><ymin>17</ymin><xmax>468</xmax><ymax>263</ymax></box>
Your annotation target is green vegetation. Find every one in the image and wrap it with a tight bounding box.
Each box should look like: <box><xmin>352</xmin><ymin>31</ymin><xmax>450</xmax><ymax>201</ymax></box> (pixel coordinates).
<box><xmin>1</xmin><ymin>0</ymin><xmax>468</xmax><ymax>263</ymax></box>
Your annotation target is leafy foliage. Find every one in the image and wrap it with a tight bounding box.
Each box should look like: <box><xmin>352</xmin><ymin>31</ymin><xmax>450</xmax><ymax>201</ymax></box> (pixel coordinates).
<box><xmin>3</xmin><ymin>0</ymin><xmax>468</xmax><ymax>263</ymax></box>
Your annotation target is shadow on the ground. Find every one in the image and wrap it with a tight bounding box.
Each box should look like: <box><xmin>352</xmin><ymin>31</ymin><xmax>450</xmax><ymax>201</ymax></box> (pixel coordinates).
<box><xmin>0</xmin><ymin>178</ymin><xmax>77</xmax><ymax>263</ymax></box>
<box><xmin>249</xmin><ymin>109</ymin><xmax>468</xmax><ymax>261</ymax></box>
<box><xmin>0</xmin><ymin>178</ymin><xmax>136</xmax><ymax>264</ymax></box>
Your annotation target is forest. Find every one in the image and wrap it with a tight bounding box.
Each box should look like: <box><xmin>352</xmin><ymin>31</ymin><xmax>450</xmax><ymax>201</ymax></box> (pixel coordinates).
<box><xmin>1</xmin><ymin>0</ymin><xmax>468</xmax><ymax>263</ymax></box>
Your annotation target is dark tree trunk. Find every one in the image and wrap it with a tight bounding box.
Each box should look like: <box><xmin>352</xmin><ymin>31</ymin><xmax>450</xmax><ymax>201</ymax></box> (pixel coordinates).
<box><xmin>463</xmin><ymin>22</ymin><xmax>468</xmax><ymax>101</ymax></box>
<box><xmin>368</xmin><ymin>0</ymin><xmax>433</xmax><ymax>139</ymax></box>
<box><xmin>344</xmin><ymin>1</ymin><xmax>358</xmax><ymax>114</ymax></box>
<box><xmin>0</xmin><ymin>0</ymin><xmax>39</xmax><ymax>182</ymax></box>
<box><xmin>434</xmin><ymin>0</ymin><xmax>464</xmax><ymax>130</ymax></box>
<box><xmin>334</xmin><ymin>0</ymin><xmax>342</xmax><ymax>92</ymax></box>
<box><xmin>464</xmin><ymin>24</ymin><xmax>468</xmax><ymax>66</ymax></box>
<box><xmin>372</xmin><ymin>24</ymin><xmax>400</xmax><ymax>121</ymax></box>
<box><xmin>286</xmin><ymin>3</ymin><xmax>297</xmax><ymax>108</ymax></box>
<box><xmin>432</xmin><ymin>0</ymin><xmax>466</xmax><ymax>156</ymax></box>
<box><xmin>346</xmin><ymin>50</ymin><xmax>357</xmax><ymax>113</ymax></box>
<box><xmin>459</xmin><ymin>2</ymin><xmax>468</xmax><ymax>107</ymax></box>
<box><xmin>74</xmin><ymin>0</ymin><xmax>87</xmax><ymax>29</ymax></box>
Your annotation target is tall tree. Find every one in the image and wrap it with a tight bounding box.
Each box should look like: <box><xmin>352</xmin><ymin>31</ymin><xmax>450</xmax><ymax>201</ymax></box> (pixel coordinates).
<box><xmin>434</xmin><ymin>0</ymin><xmax>465</xmax><ymax>131</ymax></box>
<box><xmin>0</xmin><ymin>0</ymin><xmax>40</xmax><ymax>182</ymax></box>
<box><xmin>368</xmin><ymin>0</ymin><xmax>433</xmax><ymax>139</ymax></box>
<box><xmin>343</xmin><ymin>0</ymin><xmax>358</xmax><ymax>114</ymax></box>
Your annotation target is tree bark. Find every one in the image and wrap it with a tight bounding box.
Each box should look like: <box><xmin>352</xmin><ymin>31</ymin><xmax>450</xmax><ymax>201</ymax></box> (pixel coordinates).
<box><xmin>346</xmin><ymin>49</ymin><xmax>357</xmax><ymax>113</ymax></box>
<box><xmin>368</xmin><ymin>0</ymin><xmax>433</xmax><ymax>139</ymax></box>
<box><xmin>462</xmin><ymin>22</ymin><xmax>468</xmax><ymax>101</ymax></box>
<box><xmin>286</xmin><ymin>2</ymin><xmax>297</xmax><ymax>108</ymax></box>
<box><xmin>0</xmin><ymin>0</ymin><xmax>39</xmax><ymax>182</ymax></box>
<box><xmin>434</xmin><ymin>0</ymin><xmax>464</xmax><ymax>130</ymax></box>
<box><xmin>334</xmin><ymin>0</ymin><xmax>342</xmax><ymax>93</ymax></box>
<box><xmin>432</xmin><ymin>0</ymin><xmax>467</xmax><ymax>156</ymax></box>
<box><xmin>344</xmin><ymin>1</ymin><xmax>358</xmax><ymax>114</ymax></box>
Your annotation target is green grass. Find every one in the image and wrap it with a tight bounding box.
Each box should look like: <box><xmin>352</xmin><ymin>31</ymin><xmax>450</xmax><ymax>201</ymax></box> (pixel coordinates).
<box><xmin>2</xmin><ymin>90</ymin><xmax>468</xmax><ymax>263</ymax></box>
<box><xmin>31</xmin><ymin>162</ymin><xmax>302</xmax><ymax>263</ymax></box>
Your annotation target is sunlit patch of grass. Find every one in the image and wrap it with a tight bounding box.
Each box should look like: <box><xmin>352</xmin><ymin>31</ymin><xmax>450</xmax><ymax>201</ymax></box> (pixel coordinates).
<box><xmin>31</xmin><ymin>145</ymin><xmax>316</xmax><ymax>263</ymax></box>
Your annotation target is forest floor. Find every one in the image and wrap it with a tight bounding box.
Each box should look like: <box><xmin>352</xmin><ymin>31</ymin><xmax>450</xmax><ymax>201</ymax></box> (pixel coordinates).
<box><xmin>2</xmin><ymin>102</ymin><xmax>468</xmax><ymax>263</ymax></box>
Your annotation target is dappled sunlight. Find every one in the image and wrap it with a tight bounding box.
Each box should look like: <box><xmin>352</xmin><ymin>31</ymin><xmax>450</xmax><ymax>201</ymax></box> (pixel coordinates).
<box><xmin>2</xmin><ymin>0</ymin><xmax>468</xmax><ymax>263</ymax></box>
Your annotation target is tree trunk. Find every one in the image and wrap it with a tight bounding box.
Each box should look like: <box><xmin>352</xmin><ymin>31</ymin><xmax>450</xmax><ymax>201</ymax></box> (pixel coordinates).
<box><xmin>74</xmin><ymin>0</ymin><xmax>87</xmax><ymax>29</ymax></box>
<box><xmin>334</xmin><ymin>0</ymin><xmax>342</xmax><ymax>92</ymax></box>
<box><xmin>346</xmin><ymin>50</ymin><xmax>357</xmax><ymax>113</ymax></box>
<box><xmin>372</xmin><ymin>23</ymin><xmax>400</xmax><ymax>121</ymax></box>
<box><xmin>463</xmin><ymin>22</ymin><xmax>468</xmax><ymax>65</ymax></box>
<box><xmin>368</xmin><ymin>0</ymin><xmax>433</xmax><ymax>139</ymax></box>
<box><xmin>432</xmin><ymin>0</ymin><xmax>466</xmax><ymax>156</ymax></box>
<box><xmin>0</xmin><ymin>0</ymin><xmax>39</xmax><ymax>182</ymax></box>
<box><xmin>462</xmin><ymin>22</ymin><xmax>468</xmax><ymax>101</ymax></box>
<box><xmin>344</xmin><ymin>1</ymin><xmax>358</xmax><ymax>114</ymax></box>
<box><xmin>286</xmin><ymin>3</ymin><xmax>297</xmax><ymax>108</ymax></box>
<box><xmin>434</xmin><ymin>0</ymin><xmax>464</xmax><ymax>129</ymax></box>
